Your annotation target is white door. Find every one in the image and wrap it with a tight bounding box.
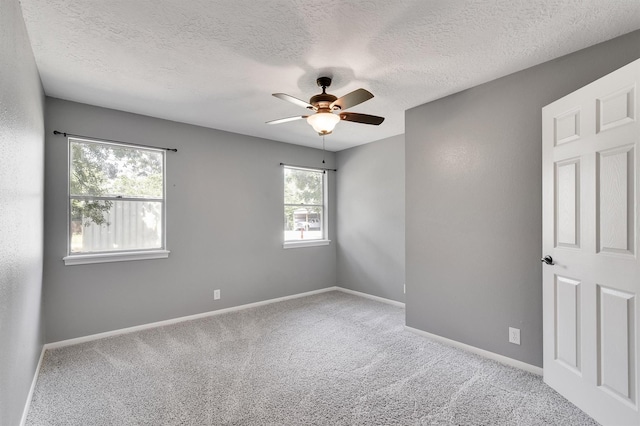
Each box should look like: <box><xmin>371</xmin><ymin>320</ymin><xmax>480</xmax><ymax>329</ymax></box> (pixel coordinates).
<box><xmin>542</xmin><ymin>58</ymin><xmax>639</xmax><ymax>426</ymax></box>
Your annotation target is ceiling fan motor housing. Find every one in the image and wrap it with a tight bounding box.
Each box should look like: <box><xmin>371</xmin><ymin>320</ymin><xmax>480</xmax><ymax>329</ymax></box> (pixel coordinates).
<box><xmin>310</xmin><ymin>93</ymin><xmax>338</xmax><ymax>111</ymax></box>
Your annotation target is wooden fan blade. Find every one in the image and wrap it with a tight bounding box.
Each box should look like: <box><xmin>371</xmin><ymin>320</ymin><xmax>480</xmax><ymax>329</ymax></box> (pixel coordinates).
<box><xmin>272</xmin><ymin>93</ymin><xmax>315</xmax><ymax>110</ymax></box>
<box><xmin>331</xmin><ymin>88</ymin><xmax>373</xmax><ymax>111</ymax></box>
<box><xmin>339</xmin><ymin>112</ymin><xmax>385</xmax><ymax>125</ymax></box>
<box><xmin>266</xmin><ymin>116</ymin><xmax>308</xmax><ymax>125</ymax></box>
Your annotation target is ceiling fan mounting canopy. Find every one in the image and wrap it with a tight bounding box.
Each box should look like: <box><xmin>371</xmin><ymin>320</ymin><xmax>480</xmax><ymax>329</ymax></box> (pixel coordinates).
<box><xmin>267</xmin><ymin>75</ymin><xmax>385</xmax><ymax>136</ymax></box>
<box><xmin>316</xmin><ymin>76</ymin><xmax>332</xmax><ymax>88</ymax></box>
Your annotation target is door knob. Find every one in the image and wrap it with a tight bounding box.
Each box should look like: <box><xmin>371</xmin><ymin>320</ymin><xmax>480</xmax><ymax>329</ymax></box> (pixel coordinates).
<box><xmin>541</xmin><ymin>255</ymin><xmax>554</xmax><ymax>265</ymax></box>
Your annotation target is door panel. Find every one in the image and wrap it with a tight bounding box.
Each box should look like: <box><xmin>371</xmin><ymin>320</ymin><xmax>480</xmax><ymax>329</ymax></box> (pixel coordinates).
<box><xmin>555</xmin><ymin>159</ymin><xmax>581</xmax><ymax>248</ymax></box>
<box><xmin>543</xmin><ymin>58</ymin><xmax>640</xmax><ymax>426</ymax></box>
<box><xmin>597</xmin><ymin>86</ymin><xmax>635</xmax><ymax>133</ymax></box>
<box><xmin>555</xmin><ymin>275</ymin><xmax>581</xmax><ymax>373</ymax></box>
<box><xmin>597</xmin><ymin>285</ymin><xmax>635</xmax><ymax>404</ymax></box>
<box><xmin>596</xmin><ymin>145</ymin><xmax>635</xmax><ymax>255</ymax></box>
<box><xmin>555</xmin><ymin>108</ymin><xmax>582</xmax><ymax>145</ymax></box>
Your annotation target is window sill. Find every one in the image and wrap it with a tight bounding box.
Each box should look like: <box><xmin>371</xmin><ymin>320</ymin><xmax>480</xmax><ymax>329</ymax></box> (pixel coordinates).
<box><xmin>63</xmin><ymin>250</ymin><xmax>170</xmax><ymax>266</ymax></box>
<box><xmin>283</xmin><ymin>240</ymin><xmax>331</xmax><ymax>249</ymax></box>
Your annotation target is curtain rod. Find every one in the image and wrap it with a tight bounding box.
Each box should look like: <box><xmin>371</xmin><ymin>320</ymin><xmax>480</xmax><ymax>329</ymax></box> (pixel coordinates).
<box><xmin>280</xmin><ymin>162</ymin><xmax>337</xmax><ymax>172</ymax></box>
<box><xmin>53</xmin><ymin>130</ymin><xmax>178</xmax><ymax>152</ymax></box>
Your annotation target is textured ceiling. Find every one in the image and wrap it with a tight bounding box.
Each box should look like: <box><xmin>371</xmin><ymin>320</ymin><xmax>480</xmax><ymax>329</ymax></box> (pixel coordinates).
<box><xmin>19</xmin><ymin>0</ymin><xmax>640</xmax><ymax>151</ymax></box>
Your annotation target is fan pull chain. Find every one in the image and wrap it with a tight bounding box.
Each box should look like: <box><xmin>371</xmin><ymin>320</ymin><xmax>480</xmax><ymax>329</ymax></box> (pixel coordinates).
<box><xmin>322</xmin><ymin>135</ymin><xmax>326</xmax><ymax>164</ymax></box>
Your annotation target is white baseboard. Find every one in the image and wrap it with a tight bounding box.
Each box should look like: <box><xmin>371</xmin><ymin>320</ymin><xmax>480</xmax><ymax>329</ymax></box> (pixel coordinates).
<box><xmin>335</xmin><ymin>287</ymin><xmax>405</xmax><ymax>308</ymax></box>
<box><xmin>20</xmin><ymin>345</ymin><xmax>46</xmax><ymax>426</ymax></box>
<box><xmin>45</xmin><ymin>286</ymin><xmax>339</xmax><ymax>350</ymax></box>
<box><xmin>405</xmin><ymin>326</ymin><xmax>543</xmax><ymax>376</ymax></box>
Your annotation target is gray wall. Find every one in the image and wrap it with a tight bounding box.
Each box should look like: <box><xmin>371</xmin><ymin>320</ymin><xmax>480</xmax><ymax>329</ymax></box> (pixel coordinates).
<box><xmin>336</xmin><ymin>135</ymin><xmax>405</xmax><ymax>302</ymax></box>
<box><xmin>0</xmin><ymin>0</ymin><xmax>45</xmax><ymax>424</ymax></box>
<box><xmin>44</xmin><ymin>98</ymin><xmax>336</xmax><ymax>342</ymax></box>
<box><xmin>405</xmin><ymin>30</ymin><xmax>640</xmax><ymax>367</ymax></box>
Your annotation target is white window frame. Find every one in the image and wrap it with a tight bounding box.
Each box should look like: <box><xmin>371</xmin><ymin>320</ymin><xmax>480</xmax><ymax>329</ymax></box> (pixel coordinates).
<box><xmin>63</xmin><ymin>137</ymin><xmax>170</xmax><ymax>265</ymax></box>
<box><xmin>283</xmin><ymin>165</ymin><xmax>331</xmax><ymax>249</ymax></box>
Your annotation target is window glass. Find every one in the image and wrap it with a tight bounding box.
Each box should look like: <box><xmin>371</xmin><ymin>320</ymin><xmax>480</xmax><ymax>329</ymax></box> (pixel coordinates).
<box><xmin>69</xmin><ymin>138</ymin><xmax>165</xmax><ymax>254</ymax></box>
<box><xmin>284</xmin><ymin>167</ymin><xmax>325</xmax><ymax>241</ymax></box>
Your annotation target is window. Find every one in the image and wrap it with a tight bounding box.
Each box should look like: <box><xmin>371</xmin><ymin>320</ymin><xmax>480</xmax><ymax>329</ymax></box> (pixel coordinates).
<box><xmin>283</xmin><ymin>166</ymin><xmax>329</xmax><ymax>248</ymax></box>
<box><xmin>64</xmin><ymin>137</ymin><xmax>169</xmax><ymax>265</ymax></box>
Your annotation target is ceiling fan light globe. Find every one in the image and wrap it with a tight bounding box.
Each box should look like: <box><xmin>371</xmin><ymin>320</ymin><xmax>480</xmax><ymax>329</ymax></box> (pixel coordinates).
<box><xmin>307</xmin><ymin>112</ymin><xmax>340</xmax><ymax>134</ymax></box>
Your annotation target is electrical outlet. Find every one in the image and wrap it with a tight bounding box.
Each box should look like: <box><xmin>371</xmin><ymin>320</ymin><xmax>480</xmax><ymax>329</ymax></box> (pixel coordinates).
<box><xmin>214</xmin><ymin>289</ymin><xmax>220</xmax><ymax>300</ymax></box>
<box><xmin>404</xmin><ymin>283</ymin><xmax>406</xmax><ymax>294</ymax></box>
<box><xmin>509</xmin><ymin>327</ymin><xmax>520</xmax><ymax>345</ymax></box>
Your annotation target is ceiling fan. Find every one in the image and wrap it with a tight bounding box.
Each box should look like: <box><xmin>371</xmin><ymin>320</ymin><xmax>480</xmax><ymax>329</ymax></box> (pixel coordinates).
<box><xmin>267</xmin><ymin>77</ymin><xmax>385</xmax><ymax>135</ymax></box>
